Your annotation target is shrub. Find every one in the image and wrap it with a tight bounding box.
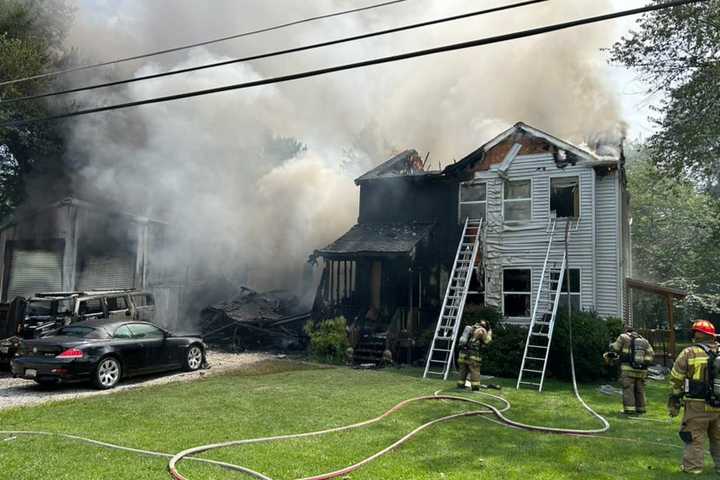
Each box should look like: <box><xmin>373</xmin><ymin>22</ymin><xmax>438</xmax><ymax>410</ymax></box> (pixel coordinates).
<box><xmin>548</xmin><ymin>310</ymin><xmax>614</xmax><ymax>382</ymax></box>
<box><xmin>481</xmin><ymin>324</ymin><xmax>527</xmax><ymax>378</ymax></box>
<box><xmin>304</xmin><ymin>316</ymin><xmax>350</xmax><ymax>364</ymax></box>
<box><xmin>462</xmin><ymin>305</ymin><xmax>504</xmax><ymax>330</ymax></box>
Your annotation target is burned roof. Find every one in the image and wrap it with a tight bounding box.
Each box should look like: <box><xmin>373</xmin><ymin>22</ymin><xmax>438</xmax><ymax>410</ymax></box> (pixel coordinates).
<box><xmin>444</xmin><ymin>121</ymin><xmax>622</xmax><ymax>176</ymax></box>
<box><xmin>354</xmin><ymin>150</ymin><xmax>436</xmax><ymax>184</ymax></box>
<box><xmin>316</xmin><ymin>222</ymin><xmax>434</xmax><ymax>258</ymax></box>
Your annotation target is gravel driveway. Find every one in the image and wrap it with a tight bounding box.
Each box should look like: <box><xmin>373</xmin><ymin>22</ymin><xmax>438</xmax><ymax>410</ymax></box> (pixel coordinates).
<box><xmin>0</xmin><ymin>351</ymin><xmax>271</xmax><ymax>411</ymax></box>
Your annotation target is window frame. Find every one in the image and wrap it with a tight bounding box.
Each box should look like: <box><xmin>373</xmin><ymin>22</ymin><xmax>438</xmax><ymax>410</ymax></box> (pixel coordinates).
<box><xmin>502</xmin><ymin>178</ymin><xmax>533</xmax><ymax>223</ymax></box>
<box><xmin>549</xmin><ymin>175</ymin><xmax>581</xmax><ymax>219</ymax></box>
<box><xmin>502</xmin><ymin>267</ymin><xmax>533</xmax><ymax>320</ymax></box>
<box><xmin>113</xmin><ymin>324</ymin><xmax>133</xmax><ymax>339</ymax></box>
<box><xmin>458</xmin><ymin>181</ymin><xmax>487</xmax><ymax>224</ymax></box>
<box><xmin>465</xmin><ymin>265</ymin><xmax>486</xmax><ymax>307</ymax></box>
<box><xmin>550</xmin><ymin>267</ymin><xmax>582</xmax><ymax>311</ymax></box>
<box><xmin>106</xmin><ymin>295</ymin><xmax>129</xmax><ymax>312</ymax></box>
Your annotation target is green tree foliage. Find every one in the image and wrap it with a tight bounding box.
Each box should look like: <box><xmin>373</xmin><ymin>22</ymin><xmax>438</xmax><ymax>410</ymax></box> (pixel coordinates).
<box><xmin>609</xmin><ymin>1</ymin><xmax>720</xmax><ymax>190</ymax></box>
<box><xmin>626</xmin><ymin>145</ymin><xmax>720</xmax><ymax>322</ymax></box>
<box><xmin>0</xmin><ymin>0</ymin><xmax>74</xmax><ymax>218</ymax></box>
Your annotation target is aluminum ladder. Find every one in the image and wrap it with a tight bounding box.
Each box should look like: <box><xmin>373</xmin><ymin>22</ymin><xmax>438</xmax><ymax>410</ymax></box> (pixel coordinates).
<box><xmin>423</xmin><ymin>217</ymin><xmax>483</xmax><ymax>380</ymax></box>
<box><xmin>516</xmin><ymin>219</ymin><xmax>569</xmax><ymax>391</ymax></box>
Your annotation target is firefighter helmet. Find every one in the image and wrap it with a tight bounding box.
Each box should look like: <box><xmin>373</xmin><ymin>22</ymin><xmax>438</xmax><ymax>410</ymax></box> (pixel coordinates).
<box><xmin>692</xmin><ymin>320</ymin><xmax>716</xmax><ymax>336</ymax></box>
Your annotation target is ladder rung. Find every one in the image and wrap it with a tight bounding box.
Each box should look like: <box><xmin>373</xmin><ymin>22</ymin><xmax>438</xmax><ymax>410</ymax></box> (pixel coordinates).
<box><xmin>433</xmin><ymin>348</ymin><xmax>452</xmax><ymax>353</ymax></box>
<box><xmin>525</xmin><ymin>357</ymin><xmax>545</xmax><ymax>361</ymax></box>
<box><xmin>531</xmin><ymin>333</ymin><xmax>549</xmax><ymax>337</ymax></box>
<box><xmin>429</xmin><ymin>359</ymin><xmax>448</xmax><ymax>364</ymax></box>
<box><xmin>519</xmin><ymin>381</ymin><xmax>541</xmax><ymax>386</ymax></box>
<box><xmin>426</xmin><ymin>371</ymin><xmax>445</xmax><ymax>376</ymax></box>
<box><xmin>523</xmin><ymin>369</ymin><xmax>543</xmax><ymax>373</ymax></box>
<box><xmin>528</xmin><ymin>345</ymin><xmax>548</xmax><ymax>349</ymax></box>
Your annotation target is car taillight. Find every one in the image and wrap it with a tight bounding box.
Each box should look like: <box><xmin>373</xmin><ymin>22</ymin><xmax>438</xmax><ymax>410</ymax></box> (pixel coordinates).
<box><xmin>56</xmin><ymin>348</ymin><xmax>84</xmax><ymax>359</ymax></box>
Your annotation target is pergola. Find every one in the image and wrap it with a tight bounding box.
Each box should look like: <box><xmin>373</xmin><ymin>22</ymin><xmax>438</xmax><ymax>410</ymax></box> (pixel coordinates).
<box><xmin>625</xmin><ymin>278</ymin><xmax>688</xmax><ymax>358</ymax></box>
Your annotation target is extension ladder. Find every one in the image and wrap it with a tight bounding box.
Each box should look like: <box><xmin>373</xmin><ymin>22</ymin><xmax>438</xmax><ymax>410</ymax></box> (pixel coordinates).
<box><xmin>516</xmin><ymin>219</ymin><xmax>569</xmax><ymax>391</ymax></box>
<box><xmin>423</xmin><ymin>217</ymin><xmax>483</xmax><ymax>380</ymax></box>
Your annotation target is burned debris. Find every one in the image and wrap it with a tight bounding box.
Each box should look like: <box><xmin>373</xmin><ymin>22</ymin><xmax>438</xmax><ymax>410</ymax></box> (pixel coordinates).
<box><xmin>200</xmin><ymin>287</ymin><xmax>310</xmax><ymax>351</ymax></box>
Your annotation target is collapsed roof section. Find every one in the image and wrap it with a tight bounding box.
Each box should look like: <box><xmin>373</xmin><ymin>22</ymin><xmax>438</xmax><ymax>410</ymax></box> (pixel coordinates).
<box><xmin>316</xmin><ymin>222</ymin><xmax>434</xmax><ymax>259</ymax></box>
<box><xmin>354</xmin><ymin>149</ymin><xmax>433</xmax><ymax>184</ymax></box>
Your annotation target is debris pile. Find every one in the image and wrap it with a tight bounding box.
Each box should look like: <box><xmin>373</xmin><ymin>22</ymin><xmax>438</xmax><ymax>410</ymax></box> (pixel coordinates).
<box><xmin>200</xmin><ymin>287</ymin><xmax>310</xmax><ymax>351</ymax></box>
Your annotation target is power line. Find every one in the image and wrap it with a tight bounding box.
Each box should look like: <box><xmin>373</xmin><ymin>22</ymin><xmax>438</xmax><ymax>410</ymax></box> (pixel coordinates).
<box><xmin>2</xmin><ymin>0</ymin><xmax>707</xmax><ymax>128</ymax></box>
<box><xmin>0</xmin><ymin>0</ymin><xmax>408</xmax><ymax>87</ymax></box>
<box><xmin>1</xmin><ymin>0</ymin><xmax>549</xmax><ymax>105</ymax></box>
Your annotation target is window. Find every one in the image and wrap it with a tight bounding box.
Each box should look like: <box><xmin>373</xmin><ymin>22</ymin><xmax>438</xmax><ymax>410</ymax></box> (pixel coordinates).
<box><xmin>107</xmin><ymin>296</ymin><xmax>128</xmax><ymax>311</ymax></box>
<box><xmin>503</xmin><ymin>269</ymin><xmax>531</xmax><ymax>317</ymax></box>
<box><xmin>459</xmin><ymin>182</ymin><xmax>486</xmax><ymax>222</ymax></box>
<box><xmin>78</xmin><ymin>298</ymin><xmax>103</xmax><ymax>316</ymax></box>
<box><xmin>58</xmin><ymin>326</ymin><xmax>108</xmax><ymax>339</ymax></box>
<box><xmin>466</xmin><ymin>267</ymin><xmax>485</xmax><ymax>307</ymax></box>
<box><xmin>551</xmin><ymin>268</ymin><xmax>581</xmax><ymax>311</ymax></box>
<box><xmin>127</xmin><ymin>323</ymin><xmax>164</xmax><ymax>339</ymax></box>
<box><xmin>503</xmin><ymin>180</ymin><xmax>531</xmax><ymax>222</ymax></box>
<box><xmin>551</xmin><ymin>177</ymin><xmax>579</xmax><ymax>218</ymax></box>
<box><xmin>113</xmin><ymin>325</ymin><xmax>133</xmax><ymax>339</ymax></box>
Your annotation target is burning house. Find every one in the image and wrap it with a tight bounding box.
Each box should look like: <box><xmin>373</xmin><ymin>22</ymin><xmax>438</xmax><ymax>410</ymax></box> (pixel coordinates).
<box><xmin>312</xmin><ymin>122</ymin><xmax>631</xmax><ymax>362</ymax></box>
<box><xmin>0</xmin><ymin>197</ymin><xmax>184</xmax><ymax>327</ymax></box>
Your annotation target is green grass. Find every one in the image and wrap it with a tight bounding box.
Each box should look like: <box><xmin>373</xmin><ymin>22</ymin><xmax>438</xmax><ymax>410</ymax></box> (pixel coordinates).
<box><xmin>0</xmin><ymin>360</ymin><xmax>712</xmax><ymax>479</ymax></box>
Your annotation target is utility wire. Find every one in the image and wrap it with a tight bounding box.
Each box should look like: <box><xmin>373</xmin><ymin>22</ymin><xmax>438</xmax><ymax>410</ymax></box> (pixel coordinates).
<box><xmin>0</xmin><ymin>0</ymin><xmax>407</xmax><ymax>87</ymax></box>
<box><xmin>2</xmin><ymin>0</ymin><xmax>706</xmax><ymax>128</ymax></box>
<box><xmin>1</xmin><ymin>0</ymin><xmax>549</xmax><ymax>105</ymax></box>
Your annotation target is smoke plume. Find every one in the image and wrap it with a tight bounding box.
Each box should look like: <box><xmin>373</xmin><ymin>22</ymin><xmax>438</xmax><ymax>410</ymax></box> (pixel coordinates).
<box><xmin>59</xmin><ymin>0</ymin><xmax>628</xmax><ymax>297</ymax></box>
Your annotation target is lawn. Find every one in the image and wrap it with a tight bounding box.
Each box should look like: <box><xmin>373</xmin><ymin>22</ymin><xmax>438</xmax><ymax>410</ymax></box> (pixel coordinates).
<box><xmin>0</xmin><ymin>359</ymin><xmax>711</xmax><ymax>480</ymax></box>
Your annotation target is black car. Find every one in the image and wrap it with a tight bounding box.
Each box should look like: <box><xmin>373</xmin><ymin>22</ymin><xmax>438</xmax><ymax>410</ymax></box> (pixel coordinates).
<box><xmin>11</xmin><ymin>319</ymin><xmax>206</xmax><ymax>389</ymax></box>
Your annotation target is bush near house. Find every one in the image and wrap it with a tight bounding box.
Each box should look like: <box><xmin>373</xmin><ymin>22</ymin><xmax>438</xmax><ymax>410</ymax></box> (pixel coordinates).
<box><xmin>304</xmin><ymin>316</ymin><xmax>350</xmax><ymax>364</ymax></box>
<box><xmin>481</xmin><ymin>324</ymin><xmax>526</xmax><ymax>378</ymax></box>
<box><xmin>549</xmin><ymin>311</ymin><xmax>622</xmax><ymax>382</ymax></box>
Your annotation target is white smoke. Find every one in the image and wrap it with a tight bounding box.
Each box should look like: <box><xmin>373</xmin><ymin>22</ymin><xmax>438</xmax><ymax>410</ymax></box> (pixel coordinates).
<box><xmin>60</xmin><ymin>0</ymin><xmax>629</xmax><ymax>295</ymax></box>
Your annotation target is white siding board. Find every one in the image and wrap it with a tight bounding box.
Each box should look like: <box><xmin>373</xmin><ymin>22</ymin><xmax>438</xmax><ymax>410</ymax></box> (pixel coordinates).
<box><xmin>594</xmin><ymin>172</ymin><xmax>621</xmax><ymax>318</ymax></box>
<box><xmin>477</xmin><ymin>154</ymin><xmax>596</xmax><ymax>323</ymax></box>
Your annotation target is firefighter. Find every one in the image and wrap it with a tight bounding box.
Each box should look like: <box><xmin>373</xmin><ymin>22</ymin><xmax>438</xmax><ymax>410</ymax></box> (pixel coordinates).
<box><xmin>605</xmin><ymin>326</ymin><xmax>654</xmax><ymax>415</ymax></box>
<box><xmin>456</xmin><ymin>320</ymin><xmax>492</xmax><ymax>391</ymax></box>
<box><xmin>668</xmin><ymin>320</ymin><xmax>720</xmax><ymax>474</ymax></box>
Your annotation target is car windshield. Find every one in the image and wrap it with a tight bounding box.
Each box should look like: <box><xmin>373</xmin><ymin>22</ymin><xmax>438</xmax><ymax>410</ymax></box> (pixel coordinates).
<box><xmin>57</xmin><ymin>326</ymin><xmax>109</xmax><ymax>339</ymax></box>
<box><xmin>26</xmin><ymin>301</ymin><xmax>52</xmax><ymax>317</ymax></box>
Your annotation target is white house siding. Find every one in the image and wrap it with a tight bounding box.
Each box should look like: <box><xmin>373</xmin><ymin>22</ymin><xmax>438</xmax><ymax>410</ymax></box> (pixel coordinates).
<box><xmin>594</xmin><ymin>171</ymin><xmax>622</xmax><ymax>318</ymax></box>
<box><xmin>472</xmin><ymin>153</ymin><xmax>596</xmax><ymax>324</ymax></box>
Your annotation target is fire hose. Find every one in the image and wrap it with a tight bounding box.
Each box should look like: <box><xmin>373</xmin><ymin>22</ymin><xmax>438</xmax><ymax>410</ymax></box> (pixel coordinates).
<box><xmin>4</xmin><ymin>383</ymin><xmax>685</xmax><ymax>480</ymax></box>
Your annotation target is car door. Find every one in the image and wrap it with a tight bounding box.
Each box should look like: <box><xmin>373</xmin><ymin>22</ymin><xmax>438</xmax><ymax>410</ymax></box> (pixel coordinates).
<box><xmin>130</xmin><ymin>294</ymin><xmax>155</xmax><ymax>322</ymax></box>
<box><xmin>127</xmin><ymin>323</ymin><xmax>168</xmax><ymax>371</ymax></box>
<box><xmin>106</xmin><ymin>295</ymin><xmax>132</xmax><ymax>322</ymax></box>
<box><xmin>76</xmin><ymin>298</ymin><xmax>106</xmax><ymax>323</ymax></box>
<box><xmin>111</xmin><ymin>324</ymin><xmax>145</xmax><ymax>374</ymax></box>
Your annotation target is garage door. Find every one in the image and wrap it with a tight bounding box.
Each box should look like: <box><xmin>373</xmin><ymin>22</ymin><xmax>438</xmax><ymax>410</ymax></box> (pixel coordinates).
<box><xmin>76</xmin><ymin>255</ymin><xmax>135</xmax><ymax>290</ymax></box>
<box><xmin>6</xmin><ymin>249</ymin><xmax>63</xmax><ymax>300</ymax></box>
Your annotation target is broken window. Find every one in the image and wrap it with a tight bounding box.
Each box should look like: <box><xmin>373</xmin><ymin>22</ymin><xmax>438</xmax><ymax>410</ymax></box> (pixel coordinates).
<box><xmin>551</xmin><ymin>268</ymin><xmax>581</xmax><ymax>311</ymax></box>
<box><xmin>459</xmin><ymin>182</ymin><xmax>486</xmax><ymax>222</ymax></box>
<box><xmin>503</xmin><ymin>268</ymin><xmax>531</xmax><ymax>317</ymax></box>
<box><xmin>503</xmin><ymin>180</ymin><xmax>531</xmax><ymax>222</ymax></box>
<box><xmin>78</xmin><ymin>298</ymin><xmax>103</xmax><ymax>317</ymax></box>
<box><xmin>551</xmin><ymin>177</ymin><xmax>579</xmax><ymax>218</ymax></box>
<box><xmin>107</xmin><ymin>296</ymin><xmax>128</xmax><ymax>311</ymax></box>
<box><xmin>466</xmin><ymin>266</ymin><xmax>485</xmax><ymax>306</ymax></box>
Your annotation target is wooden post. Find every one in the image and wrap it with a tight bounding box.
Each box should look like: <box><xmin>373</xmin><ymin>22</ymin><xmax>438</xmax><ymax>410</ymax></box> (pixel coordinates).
<box><xmin>667</xmin><ymin>294</ymin><xmax>676</xmax><ymax>359</ymax></box>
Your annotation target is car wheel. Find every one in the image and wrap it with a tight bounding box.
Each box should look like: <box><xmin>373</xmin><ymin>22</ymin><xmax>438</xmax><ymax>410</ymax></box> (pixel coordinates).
<box><xmin>184</xmin><ymin>345</ymin><xmax>203</xmax><ymax>371</ymax></box>
<box><xmin>93</xmin><ymin>356</ymin><xmax>121</xmax><ymax>389</ymax></box>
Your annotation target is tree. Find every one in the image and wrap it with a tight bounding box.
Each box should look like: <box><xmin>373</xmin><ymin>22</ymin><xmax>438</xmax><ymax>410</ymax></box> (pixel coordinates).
<box><xmin>609</xmin><ymin>1</ymin><xmax>720</xmax><ymax>191</ymax></box>
<box><xmin>0</xmin><ymin>0</ymin><xmax>74</xmax><ymax>218</ymax></box>
<box><xmin>626</xmin><ymin>144</ymin><xmax>720</xmax><ymax>323</ymax></box>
